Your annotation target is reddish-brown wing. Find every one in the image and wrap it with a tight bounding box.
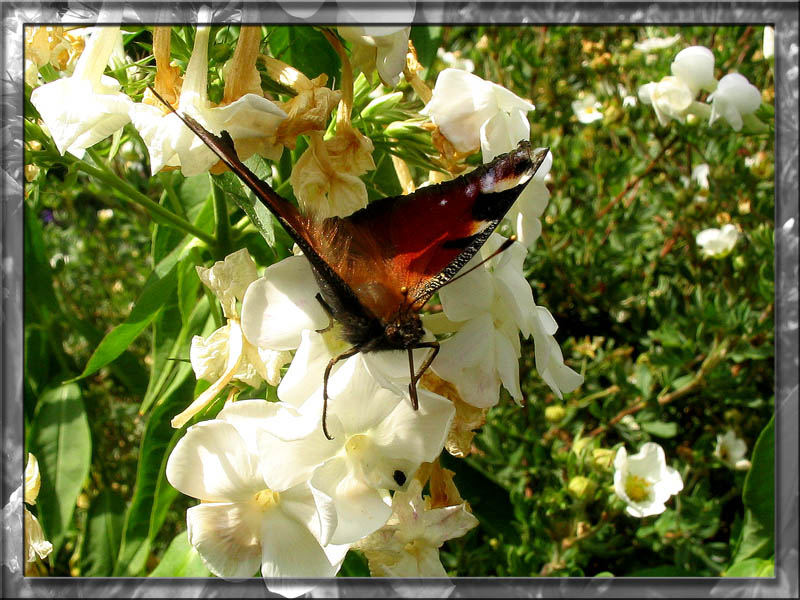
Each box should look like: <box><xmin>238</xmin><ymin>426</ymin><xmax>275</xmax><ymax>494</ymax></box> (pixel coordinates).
<box><xmin>306</xmin><ymin>143</ymin><xmax>548</xmax><ymax>321</ymax></box>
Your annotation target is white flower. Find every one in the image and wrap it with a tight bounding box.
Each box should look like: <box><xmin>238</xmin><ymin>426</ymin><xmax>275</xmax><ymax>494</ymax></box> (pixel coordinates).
<box><xmin>696</xmin><ymin>223</ymin><xmax>739</xmax><ymax>259</ymax></box>
<box><xmin>30</xmin><ymin>26</ymin><xmax>133</xmax><ymax>158</ymax></box>
<box><xmin>691</xmin><ymin>163</ymin><xmax>710</xmax><ymax>189</ymax></box>
<box><xmin>130</xmin><ymin>22</ymin><xmax>286</xmax><ymax>176</ymax></box>
<box><xmin>714</xmin><ymin>430</ymin><xmax>750</xmax><ymax>470</ymax></box>
<box><xmin>613</xmin><ymin>443</ymin><xmax>683</xmax><ymax>518</ymax></box>
<box><xmin>671</xmin><ymin>46</ymin><xmax>718</xmax><ymax>95</ymax></box>
<box><xmin>572</xmin><ymin>94</ymin><xmax>604</xmax><ymax>124</ymax></box>
<box><xmin>173</xmin><ymin>249</ymin><xmax>292</xmax><ymax>429</ymax></box>
<box><xmin>434</xmin><ymin>234</ymin><xmax>582</xmax><ymax>406</ymax></box>
<box><xmin>258</xmin><ymin>355</ymin><xmax>455</xmax><ymax>545</ymax></box>
<box><xmin>422</xmin><ymin>68</ymin><xmax>535</xmax><ymax>154</ymax></box>
<box><xmin>638</xmin><ymin>76</ymin><xmax>711</xmax><ymax>126</ymax></box>
<box><xmin>437</xmin><ymin>47</ymin><xmax>475</xmax><ymax>73</ymax></box>
<box><xmin>763</xmin><ymin>26</ymin><xmax>775</xmax><ymax>60</ymax></box>
<box><xmin>2</xmin><ymin>454</ymin><xmax>53</xmax><ymax>572</ymax></box>
<box><xmin>529</xmin><ymin>305</ymin><xmax>584</xmax><ymax>399</ymax></box>
<box><xmin>633</xmin><ymin>34</ymin><xmax>681</xmax><ymax>52</ymax></box>
<box><xmin>166</xmin><ymin>401</ymin><xmax>347</xmax><ymax>580</ymax></box>
<box><xmin>622</xmin><ymin>95</ymin><xmax>637</xmax><ymax>108</ymax></box>
<box><xmin>353</xmin><ymin>478</ymin><xmax>478</xmax><ymax>577</ymax></box>
<box><xmin>707</xmin><ymin>73</ymin><xmax>763</xmax><ymax>131</ymax></box>
<box><xmin>338</xmin><ymin>25</ymin><xmax>411</xmax><ymax>87</ymax></box>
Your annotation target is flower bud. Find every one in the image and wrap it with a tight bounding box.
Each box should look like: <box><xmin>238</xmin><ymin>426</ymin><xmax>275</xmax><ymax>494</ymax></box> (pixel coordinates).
<box><xmin>361</xmin><ymin>91</ymin><xmax>404</xmax><ymax>119</ymax></box>
<box><xmin>545</xmin><ymin>404</ymin><xmax>566</xmax><ymax>423</ymax></box>
<box><xmin>592</xmin><ymin>448</ymin><xmax>615</xmax><ymax>470</ymax></box>
<box><xmin>567</xmin><ymin>476</ymin><xmax>596</xmax><ymax>500</ymax></box>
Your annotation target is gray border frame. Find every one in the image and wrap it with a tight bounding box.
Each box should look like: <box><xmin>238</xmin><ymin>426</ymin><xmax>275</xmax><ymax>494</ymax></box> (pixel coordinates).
<box><xmin>2</xmin><ymin>1</ymin><xmax>797</xmax><ymax>597</ymax></box>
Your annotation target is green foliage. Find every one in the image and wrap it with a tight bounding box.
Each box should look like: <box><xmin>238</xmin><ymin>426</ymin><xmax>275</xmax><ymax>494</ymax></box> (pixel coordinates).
<box><xmin>22</xmin><ymin>23</ymin><xmax>773</xmax><ymax>581</ymax></box>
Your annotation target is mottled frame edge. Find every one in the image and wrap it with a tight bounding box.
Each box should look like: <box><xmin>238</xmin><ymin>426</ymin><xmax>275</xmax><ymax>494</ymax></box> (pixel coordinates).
<box><xmin>1</xmin><ymin>1</ymin><xmax>797</xmax><ymax>598</ymax></box>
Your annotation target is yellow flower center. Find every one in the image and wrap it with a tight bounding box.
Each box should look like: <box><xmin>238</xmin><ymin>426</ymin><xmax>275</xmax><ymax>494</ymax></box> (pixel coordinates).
<box><xmin>345</xmin><ymin>434</ymin><xmax>369</xmax><ymax>457</ymax></box>
<box><xmin>403</xmin><ymin>539</ymin><xmax>427</xmax><ymax>558</ymax></box>
<box><xmin>625</xmin><ymin>475</ymin><xmax>652</xmax><ymax>502</ymax></box>
<box><xmin>253</xmin><ymin>489</ymin><xmax>280</xmax><ymax>511</ymax></box>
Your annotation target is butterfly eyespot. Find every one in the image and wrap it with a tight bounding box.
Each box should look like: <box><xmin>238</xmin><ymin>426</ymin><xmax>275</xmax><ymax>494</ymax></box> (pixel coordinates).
<box><xmin>393</xmin><ymin>470</ymin><xmax>407</xmax><ymax>486</ymax></box>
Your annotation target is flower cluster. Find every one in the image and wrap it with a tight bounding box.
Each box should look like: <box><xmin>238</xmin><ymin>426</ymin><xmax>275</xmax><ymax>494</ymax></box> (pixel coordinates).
<box><xmin>638</xmin><ymin>44</ymin><xmax>765</xmax><ymax>132</ymax></box>
<box><xmin>25</xmin><ymin>19</ymin><xmax>586</xmax><ymax>585</ymax></box>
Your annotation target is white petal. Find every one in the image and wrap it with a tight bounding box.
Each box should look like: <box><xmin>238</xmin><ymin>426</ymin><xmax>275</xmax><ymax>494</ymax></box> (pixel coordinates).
<box><xmin>256</xmin><ymin>415</ymin><xmax>343</xmax><ymax>492</ymax></box>
<box><xmin>186</xmin><ymin>502</ymin><xmax>263</xmax><ymax>577</ymax></box>
<box><xmin>31</xmin><ymin>78</ymin><xmax>132</xmax><ymax>156</ymax></box>
<box><xmin>204</xmin><ymin>93</ymin><xmax>287</xmax><ymax>141</ymax></box>
<box><xmin>438</xmin><ymin>265</ymin><xmax>494</xmax><ymax>322</ymax></box>
<box><xmin>260</xmin><ymin>507</ymin><xmax>345</xmax><ymax>578</ymax></box>
<box><xmin>24</xmin><ymin>509</ymin><xmax>53</xmax><ymax>562</ymax></box>
<box><xmin>671</xmin><ymin>46</ymin><xmax>717</xmax><ymax>94</ymax></box>
<box><xmin>280</xmin><ymin>482</ymin><xmax>338</xmax><ymax>547</ymax></box>
<box><xmin>370</xmin><ymin>389</ymin><xmax>455</xmax><ymax>472</ymax></box>
<box><xmin>241</xmin><ymin>256</ymin><xmax>328</xmax><ymax>351</ymax></box>
<box><xmin>326</xmin><ymin>354</ymin><xmax>403</xmax><ymax>434</ymax></box>
<box><xmin>480</xmin><ymin>108</ymin><xmax>530</xmax><ymax>162</ymax></box>
<box><xmin>374</xmin><ymin>28</ymin><xmax>411</xmax><ymax>87</ymax></box>
<box><xmin>277</xmin><ymin>330</ymin><xmax>335</xmax><ymax>407</ymax></box>
<box><xmin>166</xmin><ymin>420</ymin><xmax>263</xmax><ymax>502</ymax></box>
<box><xmin>495</xmin><ymin>330</ymin><xmax>523</xmax><ymax>403</ymax></box>
<box><xmin>311</xmin><ymin>457</ymin><xmax>392</xmax><ymax>545</ymax></box>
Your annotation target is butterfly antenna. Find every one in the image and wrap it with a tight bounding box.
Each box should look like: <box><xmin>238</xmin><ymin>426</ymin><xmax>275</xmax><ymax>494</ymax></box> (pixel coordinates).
<box><xmin>441</xmin><ymin>235</ymin><xmax>519</xmax><ymax>288</ymax></box>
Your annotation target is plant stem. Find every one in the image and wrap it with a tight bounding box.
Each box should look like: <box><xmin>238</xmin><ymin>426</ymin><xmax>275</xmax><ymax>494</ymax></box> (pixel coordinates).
<box><xmin>80</xmin><ymin>149</ymin><xmax>217</xmax><ymax>247</ymax></box>
<box><xmin>210</xmin><ymin>174</ymin><xmax>232</xmax><ymax>258</ymax></box>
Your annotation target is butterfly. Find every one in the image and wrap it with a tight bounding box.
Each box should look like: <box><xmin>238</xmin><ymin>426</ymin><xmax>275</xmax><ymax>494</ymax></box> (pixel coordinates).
<box><xmin>150</xmin><ymin>88</ymin><xmax>549</xmax><ymax>439</ymax></box>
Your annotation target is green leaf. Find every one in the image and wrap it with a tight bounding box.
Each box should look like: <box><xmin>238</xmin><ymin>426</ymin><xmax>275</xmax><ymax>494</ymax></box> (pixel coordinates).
<box><xmin>73</xmin><ymin>262</ymin><xmax>178</xmax><ymax>382</ymax></box>
<box><xmin>724</xmin><ymin>557</ymin><xmax>774</xmax><ymax>577</ymax></box>
<box><xmin>731</xmin><ymin>415</ymin><xmax>774</xmax><ymax>563</ymax></box>
<box><xmin>80</xmin><ymin>488</ymin><xmax>126</xmax><ymax>576</ymax></box>
<box><xmin>115</xmin><ymin>372</ymin><xmax>197</xmax><ymax>576</ymax></box>
<box><xmin>641</xmin><ymin>420</ymin><xmax>678</xmax><ymax>438</ymax></box>
<box><xmin>269</xmin><ymin>26</ymin><xmax>341</xmax><ymax>84</ymax></box>
<box><xmin>29</xmin><ymin>383</ymin><xmax>92</xmax><ymax>554</ymax></box>
<box><xmin>410</xmin><ymin>26</ymin><xmax>443</xmax><ymax>71</ymax></box>
<box><xmin>440</xmin><ymin>452</ymin><xmax>520</xmax><ymax>544</ymax></box>
<box><xmin>147</xmin><ymin>530</ymin><xmax>211</xmax><ymax>577</ymax></box>
<box><xmin>217</xmin><ymin>168</ymin><xmax>276</xmax><ymax>251</ymax></box>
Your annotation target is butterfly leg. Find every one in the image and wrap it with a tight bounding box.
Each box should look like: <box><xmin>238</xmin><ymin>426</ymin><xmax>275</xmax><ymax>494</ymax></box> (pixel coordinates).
<box><xmin>407</xmin><ymin>341</ymin><xmax>440</xmax><ymax>411</ymax></box>
<box><xmin>315</xmin><ymin>293</ymin><xmax>336</xmax><ymax>334</ymax></box>
<box><xmin>322</xmin><ymin>345</ymin><xmax>360</xmax><ymax>440</ymax></box>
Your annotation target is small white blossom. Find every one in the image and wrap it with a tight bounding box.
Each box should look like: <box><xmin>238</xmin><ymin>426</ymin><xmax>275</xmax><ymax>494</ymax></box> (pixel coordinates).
<box><xmin>763</xmin><ymin>26</ymin><xmax>775</xmax><ymax>60</ymax></box>
<box><xmin>614</xmin><ymin>443</ymin><xmax>684</xmax><ymax>518</ymax></box>
<box><xmin>638</xmin><ymin>76</ymin><xmax>710</xmax><ymax>126</ymax></box>
<box><xmin>30</xmin><ymin>26</ymin><xmax>133</xmax><ymax>158</ymax></box>
<box><xmin>696</xmin><ymin>223</ymin><xmax>739</xmax><ymax>259</ymax></box>
<box><xmin>707</xmin><ymin>73</ymin><xmax>763</xmax><ymax>131</ymax></box>
<box><xmin>691</xmin><ymin>163</ymin><xmax>711</xmax><ymax>189</ymax></box>
<box><xmin>671</xmin><ymin>46</ymin><xmax>718</xmax><ymax>95</ymax></box>
<box><xmin>422</xmin><ymin>68</ymin><xmax>535</xmax><ymax>154</ymax></box>
<box><xmin>166</xmin><ymin>401</ymin><xmax>347</xmax><ymax>580</ymax></box>
<box><xmin>353</xmin><ymin>479</ymin><xmax>478</xmax><ymax>577</ymax></box>
<box><xmin>714</xmin><ymin>430</ymin><xmax>750</xmax><ymax>470</ymax></box>
<box><xmin>572</xmin><ymin>94</ymin><xmax>604</xmax><ymax>124</ymax></box>
<box><xmin>633</xmin><ymin>34</ymin><xmax>681</xmax><ymax>52</ymax></box>
<box><xmin>174</xmin><ymin>249</ymin><xmax>292</xmax><ymax>429</ymax></box>
<box><xmin>436</xmin><ymin>47</ymin><xmax>475</xmax><ymax>73</ymax></box>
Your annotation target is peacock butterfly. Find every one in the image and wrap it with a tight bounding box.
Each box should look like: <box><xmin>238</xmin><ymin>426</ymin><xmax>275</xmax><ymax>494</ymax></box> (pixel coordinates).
<box><xmin>151</xmin><ymin>88</ymin><xmax>549</xmax><ymax>438</ymax></box>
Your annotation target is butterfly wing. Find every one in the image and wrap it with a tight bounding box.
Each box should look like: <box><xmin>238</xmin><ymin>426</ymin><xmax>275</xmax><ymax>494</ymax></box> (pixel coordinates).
<box><xmin>321</xmin><ymin>143</ymin><xmax>550</xmax><ymax>320</ymax></box>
